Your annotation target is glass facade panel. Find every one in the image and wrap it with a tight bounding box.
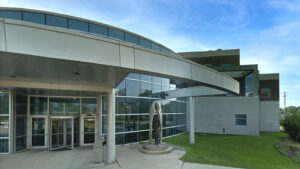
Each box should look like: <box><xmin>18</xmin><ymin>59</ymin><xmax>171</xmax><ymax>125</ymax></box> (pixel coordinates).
<box><xmin>46</xmin><ymin>15</ymin><xmax>67</xmax><ymax>28</ymax></box>
<box><xmin>152</xmin><ymin>43</ymin><xmax>162</xmax><ymax>52</ymax></box>
<box><xmin>140</xmin><ymin>74</ymin><xmax>151</xmax><ymax>82</ymax></box>
<box><xmin>84</xmin><ymin>118</ymin><xmax>95</xmax><ymax>144</ymax></box>
<box><xmin>139</xmin><ymin>115</ymin><xmax>149</xmax><ymax>130</ymax></box>
<box><xmin>116</xmin><ymin>133</ymin><xmax>125</xmax><ymax>145</ymax></box>
<box><xmin>23</xmin><ymin>12</ymin><xmax>45</xmax><ymax>24</ymax></box>
<box><xmin>82</xmin><ymin>98</ymin><xmax>97</xmax><ymax>114</ymax></box>
<box><xmin>152</xmin><ymin>84</ymin><xmax>162</xmax><ymax>98</ymax></box>
<box><xmin>127</xmin><ymin>73</ymin><xmax>139</xmax><ymax>80</ymax></box>
<box><xmin>32</xmin><ymin>118</ymin><xmax>45</xmax><ymax>146</ymax></box>
<box><xmin>16</xmin><ymin>94</ymin><xmax>27</xmax><ymax>115</ymax></box>
<box><xmin>89</xmin><ymin>23</ymin><xmax>108</xmax><ymax>36</ymax></box>
<box><xmin>139</xmin><ymin>99</ymin><xmax>151</xmax><ymax>113</ymax></box>
<box><xmin>162</xmin><ymin>78</ymin><xmax>170</xmax><ymax>86</ymax></box>
<box><xmin>126</xmin><ymin>79</ymin><xmax>139</xmax><ymax>96</ymax></box>
<box><xmin>139</xmin><ymin>38</ymin><xmax>151</xmax><ymax>49</ymax></box>
<box><xmin>109</xmin><ymin>28</ymin><xmax>124</xmax><ymax>40</ymax></box>
<box><xmin>125</xmin><ymin>98</ymin><xmax>139</xmax><ymax>114</ymax></box>
<box><xmin>138</xmin><ymin>131</ymin><xmax>148</xmax><ymax>142</ymax></box>
<box><xmin>0</xmin><ymin>10</ymin><xmax>21</xmax><ymax>20</ymax></box>
<box><xmin>30</xmin><ymin>97</ymin><xmax>47</xmax><ymax>115</ymax></box>
<box><xmin>125</xmin><ymin>32</ymin><xmax>139</xmax><ymax>45</ymax></box>
<box><xmin>125</xmin><ymin>132</ymin><xmax>137</xmax><ymax>144</ymax></box>
<box><xmin>162</xmin><ymin>47</ymin><xmax>170</xmax><ymax>55</ymax></box>
<box><xmin>139</xmin><ymin>81</ymin><xmax>151</xmax><ymax>97</ymax></box>
<box><xmin>49</xmin><ymin>98</ymin><xmax>80</xmax><ymax>115</ymax></box>
<box><xmin>116</xmin><ymin>116</ymin><xmax>125</xmax><ymax>132</ymax></box>
<box><xmin>152</xmin><ymin>76</ymin><xmax>162</xmax><ymax>84</ymax></box>
<box><xmin>116</xmin><ymin>80</ymin><xmax>126</xmax><ymax>96</ymax></box>
<box><xmin>261</xmin><ymin>88</ymin><xmax>271</xmax><ymax>98</ymax></box>
<box><xmin>0</xmin><ymin>116</ymin><xmax>9</xmax><ymax>137</ymax></box>
<box><xmin>125</xmin><ymin>115</ymin><xmax>138</xmax><ymax>131</ymax></box>
<box><xmin>0</xmin><ymin>139</ymin><xmax>8</xmax><ymax>153</ymax></box>
<box><xmin>0</xmin><ymin>93</ymin><xmax>9</xmax><ymax>114</ymax></box>
<box><xmin>102</xmin><ymin>96</ymin><xmax>107</xmax><ymax>115</ymax></box>
<box><xmin>245</xmin><ymin>73</ymin><xmax>253</xmax><ymax>96</ymax></box>
<box><xmin>68</xmin><ymin>18</ymin><xmax>88</xmax><ymax>32</ymax></box>
<box><xmin>116</xmin><ymin>97</ymin><xmax>125</xmax><ymax>114</ymax></box>
<box><xmin>16</xmin><ymin>117</ymin><xmax>26</xmax><ymax>151</ymax></box>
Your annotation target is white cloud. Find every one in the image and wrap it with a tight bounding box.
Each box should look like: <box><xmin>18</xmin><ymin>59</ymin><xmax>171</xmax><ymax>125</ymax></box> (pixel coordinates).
<box><xmin>269</xmin><ymin>0</ymin><xmax>300</xmax><ymax>12</ymax></box>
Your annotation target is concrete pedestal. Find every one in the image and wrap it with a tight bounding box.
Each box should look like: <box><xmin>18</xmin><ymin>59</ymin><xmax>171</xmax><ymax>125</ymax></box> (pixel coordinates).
<box><xmin>93</xmin><ymin>139</ymin><xmax>104</xmax><ymax>163</ymax></box>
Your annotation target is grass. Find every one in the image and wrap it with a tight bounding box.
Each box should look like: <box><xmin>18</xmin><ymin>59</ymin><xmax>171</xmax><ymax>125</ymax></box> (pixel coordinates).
<box><xmin>164</xmin><ymin>132</ymin><xmax>300</xmax><ymax>169</ymax></box>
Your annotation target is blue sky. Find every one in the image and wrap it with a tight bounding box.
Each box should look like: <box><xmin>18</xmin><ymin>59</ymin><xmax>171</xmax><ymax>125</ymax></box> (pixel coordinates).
<box><xmin>1</xmin><ymin>0</ymin><xmax>299</xmax><ymax>107</ymax></box>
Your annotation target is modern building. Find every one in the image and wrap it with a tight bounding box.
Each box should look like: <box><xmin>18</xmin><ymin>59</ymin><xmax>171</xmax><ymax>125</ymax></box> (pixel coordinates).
<box><xmin>179</xmin><ymin>49</ymin><xmax>280</xmax><ymax>136</ymax></box>
<box><xmin>0</xmin><ymin>7</ymin><xmax>279</xmax><ymax>163</ymax></box>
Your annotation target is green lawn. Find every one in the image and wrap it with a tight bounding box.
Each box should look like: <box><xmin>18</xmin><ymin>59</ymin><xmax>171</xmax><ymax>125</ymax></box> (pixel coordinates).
<box><xmin>164</xmin><ymin>132</ymin><xmax>300</xmax><ymax>169</ymax></box>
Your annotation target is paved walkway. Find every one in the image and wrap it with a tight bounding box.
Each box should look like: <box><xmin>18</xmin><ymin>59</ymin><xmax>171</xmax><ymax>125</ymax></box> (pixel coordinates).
<box><xmin>0</xmin><ymin>144</ymin><xmax>242</xmax><ymax>169</ymax></box>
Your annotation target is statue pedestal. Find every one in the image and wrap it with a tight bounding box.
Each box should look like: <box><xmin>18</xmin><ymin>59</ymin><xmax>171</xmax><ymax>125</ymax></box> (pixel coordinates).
<box><xmin>138</xmin><ymin>143</ymin><xmax>173</xmax><ymax>155</ymax></box>
<box><xmin>93</xmin><ymin>139</ymin><xmax>105</xmax><ymax>163</ymax></box>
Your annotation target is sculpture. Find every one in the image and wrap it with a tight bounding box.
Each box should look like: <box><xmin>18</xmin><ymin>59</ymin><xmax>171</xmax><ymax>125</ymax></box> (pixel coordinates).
<box><xmin>138</xmin><ymin>101</ymin><xmax>173</xmax><ymax>155</ymax></box>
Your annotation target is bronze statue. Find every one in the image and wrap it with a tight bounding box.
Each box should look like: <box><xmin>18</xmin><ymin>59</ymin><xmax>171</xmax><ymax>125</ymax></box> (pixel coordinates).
<box><xmin>152</xmin><ymin>115</ymin><xmax>160</xmax><ymax>146</ymax></box>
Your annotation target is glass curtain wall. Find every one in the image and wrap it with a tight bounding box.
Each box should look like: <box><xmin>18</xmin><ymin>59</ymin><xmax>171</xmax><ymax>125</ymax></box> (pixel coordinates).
<box><xmin>101</xmin><ymin>73</ymin><xmax>187</xmax><ymax>145</ymax></box>
<box><xmin>0</xmin><ymin>92</ymin><xmax>9</xmax><ymax>153</ymax></box>
<box><xmin>15</xmin><ymin>94</ymin><xmax>27</xmax><ymax>151</ymax></box>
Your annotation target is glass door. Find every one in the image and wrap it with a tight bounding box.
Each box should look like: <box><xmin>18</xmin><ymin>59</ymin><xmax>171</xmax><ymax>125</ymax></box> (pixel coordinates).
<box><xmin>32</xmin><ymin>117</ymin><xmax>46</xmax><ymax>147</ymax></box>
<box><xmin>49</xmin><ymin>118</ymin><xmax>73</xmax><ymax>150</ymax></box>
<box><xmin>83</xmin><ymin>117</ymin><xmax>95</xmax><ymax>144</ymax></box>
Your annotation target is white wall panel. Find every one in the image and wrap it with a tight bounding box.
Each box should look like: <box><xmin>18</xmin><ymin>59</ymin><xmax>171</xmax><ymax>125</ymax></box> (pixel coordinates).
<box><xmin>259</xmin><ymin>101</ymin><xmax>280</xmax><ymax>132</ymax></box>
<box><xmin>194</xmin><ymin>97</ymin><xmax>260</xmax><ymax>136</ymax></box>
<box><xmin>0</xmin><ymin>20</ymin><xmax>6</xmax><ymax>51</ymax></box>
<box><xmin>5</xmin><ymin>24</ymin><xmax>120</xmax><ymax>66</ymax></box>
<box><xmin>120</xmin><ymin>46</ymin><xmax>134</xmax><ymax>69</ymax></box>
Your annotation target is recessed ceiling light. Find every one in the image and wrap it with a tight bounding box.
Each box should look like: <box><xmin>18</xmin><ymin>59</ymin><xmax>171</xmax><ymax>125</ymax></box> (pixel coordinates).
<box><xmin>74</xmin><ymin>72</ymin><xmax>80</xmax><ymax>75</ymax></box>
<box><xmin>9</xmin><ymin>75</ymin><xmax>16</xmax><ymax>78</ymax></box>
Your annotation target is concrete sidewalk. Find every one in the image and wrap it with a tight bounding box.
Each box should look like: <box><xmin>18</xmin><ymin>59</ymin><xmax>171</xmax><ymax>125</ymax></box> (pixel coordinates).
<box><xmin>0</xmin><ymin>144</ymin><xmax>242</xmax><ymax>169</ymax></box>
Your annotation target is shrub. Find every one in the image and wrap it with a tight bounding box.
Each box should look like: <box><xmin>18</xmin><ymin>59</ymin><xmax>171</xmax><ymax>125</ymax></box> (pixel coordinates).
<box><xmin>282</xmin><ymin>114</ymin><xmax>300</xmax><ymax>142</ymax></box>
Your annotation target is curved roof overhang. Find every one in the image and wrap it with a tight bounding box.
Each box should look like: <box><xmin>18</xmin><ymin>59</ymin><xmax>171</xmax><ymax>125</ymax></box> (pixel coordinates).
<box><xmin>0</xmin><ymin>16</ymin><xmax>239</xmax><ymax>94</ymax></box>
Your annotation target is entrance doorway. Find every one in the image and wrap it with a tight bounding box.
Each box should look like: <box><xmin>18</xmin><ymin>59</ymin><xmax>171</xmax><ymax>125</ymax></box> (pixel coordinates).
<box><xmin>49</xmin><ymin>117</ymin><xmax>74</xmax><ymax>151</ymax></box>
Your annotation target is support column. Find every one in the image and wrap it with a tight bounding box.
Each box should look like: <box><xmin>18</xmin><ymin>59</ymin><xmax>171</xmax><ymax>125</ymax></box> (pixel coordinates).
<box><xmin>188</xmin><ymin>96</ymin><xmax>195</xmax><ymax>144</ymax></box>
<box><xmin>106</xmin><ymin>89</ymin><xmax>116</xmax><ymax>163</ymax></box>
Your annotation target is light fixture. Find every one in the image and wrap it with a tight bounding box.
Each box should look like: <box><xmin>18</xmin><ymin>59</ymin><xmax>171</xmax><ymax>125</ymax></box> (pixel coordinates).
<box><xmin>74</xmin><ymin>72</ymin><xmax>80</xmax><ymax>75</ymax></box>
<box><xmin>9</xmin><ymin>75</ymin><xmax>16</xmax><ymax>78</ymax></box>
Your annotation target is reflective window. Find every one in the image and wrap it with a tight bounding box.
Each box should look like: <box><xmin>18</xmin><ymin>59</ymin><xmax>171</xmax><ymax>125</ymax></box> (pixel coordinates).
<box><xmin>23</xmin><ymin>12</ymin><xmax>45</xmax><ymax>24</ymax></box>
<box><xmin>140</xmin><ymin>74</ymin><xmax>151</xmax><ymax>82</ymax></box>
<box><xmin>16</xmin><ymin>117</ymin><xmax>26</xmax><ymax>151</ymax></box>
<box><xmin>102</xmin><ymin>96</ymin><xmax>107</xmax><ymax>115</ymax></box>
<box><xmin>152</xmin><ymin>43</ymin><xmax>162</xmax><ymax>52</ymax></box>
<box><xmin>152</xmin><ymin>84</ymin><xmax>162</xmax><ymax>98</ymax></box>
<box><xmin>125</xmin><ymin>98</ymin><xmax>139</xmax><ymax>114</ymax></box>
<box><xmin>126</xmin><ymin>79</ymin><xmax>139</xmax><ymax>96</ymax></box>
<box><xmin>162</xmin><ymin>85</ymin><xmax>170</xmax><ymax>92</ymax></box>
<box><xmin>139</xmin><ymin>38</ymin><xmax>151</xmax><ymax>49</ymax></box>
<box><xmin>32</xmin><ymin>118</ymin><xmax>45</xmax><ymax>146</ymax></box>
<box><xmin>0</xmin><ymin>139</ymin><xmax>8</xmax><ymax>153</ymax></box>
<box><xmin>125</xmin><ymin>132</ymin><xmax>137</xmax><ymax>144</ymax></box>
<box><xmin>116</xmin><ymin>133</ymin><xmax>125</xmax><ymax>145</ymax></box>
<box><xmin>152</xmin><ymin>76</ymin><xmax>162</xmax><ymax>84</ymax></box>
<box><xmin>30</xmin><ymin>97</ymin><xmax>47</xmax><ymax>115</ymax></box>
<box><xmin>161</xmin><ymin>100</ymin><xmax>170</xmax><ymax>113</ymax></box>
<box><xmin>221</xmin><ymin>63</ymin><xmax>231</xmax><ymax>66</ymax></box>
<box><xmin>0</xmin><ymin>93</ymin><xmax>9</xmax><ymax>114</ymax></box>
<box><xmin>235</xmin><ymin>114</ymin><xmax>247</xmax><ymax>126</ymax></box>
<box><xmin>245</xmin><ymin>73</ymin><xmax>253</xmax><ymax>96</ymax></box>
<box><xmin>109</xmin><ymin>28</ymin><xmax>124</xmax><ymax>40</ymax></box>
<box><xmin>139</xmin><ymin>81</ymin><xmax>151</xmax><ymax>97</ymax></box>
<box><xmin>162</xmin><ymin>78</ymin><xmax>170</xmax><ymax>86</ymax></box>
<box><xmin>116</xmin><ymin>97</ymin><xmax>125</xmax><ymax>114</ymax></box>
<box><xmin>116</xmin><ymin>116</ymin><xmax>125</xmax><ymax>132</ymax></box>
<box><xmin>84</xmin><ymin>117</ymin><xmax>95</xmax><ymax>144</ymax></box>
<box><xmin>139</xmin><ymin>115</ymin><xmax>149</xmax><ymax>130</ymax></box>
<box><xmin>261</xmin><ymin>88</ymin><xmax>271</xmax><ymax>98</ymax></box>
<box><xmin>162</xmin><ymin>47</ymin><xmax>170</xmax><ymax>55</ymax></box>
<box><xmin>46</xmin><ymin>15</ymin><xmax>67</xmax><ymax>28</ymax></box>
<box><xmin>125</xmin><ymin>115</ymin><xmax>138</xmax><ymax>131</ymax></box>
<box><xmin>139</xmin><ymin>99</ymin><xmax>151</xmax><ymax>113</ymax></box>
<box><xmin>16</xmin><ymin>94</ymin><xmax>27</xmax><ymax>115</ymax></box>
<box><xmin>49</xmin><ymin>98</ymin><xmax>80</xmax><ymax>115</ymax></box>
<box><xmin>116</xmin><ymin>80</ymin><xmax>125</xmax><ymax>96</ymax></box>
<box><xmin>125</xmin><ymin>32</ymin><xmax>139</xmax><ymax>45</ymax></box>
<box><xmin>89</xmin><ymin>23</ymin><xmax>108</xmax><ymax>36</ymax></box>
<box><xmin>82</xmin><ymin>98</ymin><xmax>97</xmax><ymax>114</ymax></box>
<box><xmin>170</xmin><ymin>101</ymin><xmax>177</xmax><ymax>113</ymax></box>
<box><xmin>138</xmin><ymin>131</ymin><xmax>148</xmax><ymax>141</ymax></box>
<box><xmin>0</xmin><ymin>116</ymin><xmax>9</xmax><ymax>137</ymax></box>
<box><xmin>0</xmin><ymin>10</ymin><xmax>21</xmax><ymax>20</ymax></box>
<box><xmin>68</xmin><ymin>18</ymin><xmax>88</xmax><ymax>32</ymax></box>
<box><xmin>126</xmin><ymin>73</ymin><xmax>139</xmax><ymax>80</ymax></box>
